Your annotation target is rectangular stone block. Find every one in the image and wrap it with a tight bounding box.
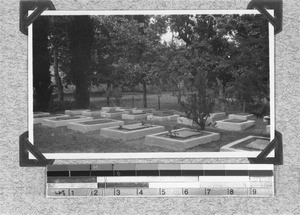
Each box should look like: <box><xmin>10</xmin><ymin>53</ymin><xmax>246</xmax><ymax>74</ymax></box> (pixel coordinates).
<box><xmin>122</xmin><ymin>113</ymin><xmax>148</xmax><ymax>120</ymax></box>
<box><xmin>101</xmin><ymin>107</ymin><xmax>119</xmax><ymax>112</ymax></box>
<box><xmin>152</xmin><ymin>110</ymin><xmax>174</xmax><ymax>115</ymax></box>
<box><xmin>65</xmin><ymin>109</ymin><xmax>89</xmax><ymax>116</ymax></box>
<box><xmin>34</xmin><ymin>112</ymin><xmax>50</xmax><ymax>117</ymax></box>
<box><xmin>42</xmin><ymin>116</ymin><xmax>93</xmax><ymax>128</ymax></box>
<box><xmin>116</xmin><ymin>107</ymin><xmax>137</xmax><ymax>113</ymax></box>
<box><xmin>145</xmin><ymin>128</ymin><xmax>220</xmax><ymax>151</ymax></box>
<box><xmin>228</xmin><ymin>113</ymin><xmax>254</xmax><ymax>120</ymax></box>
<box><xmin>220</xmin><ymin>135</ymin><xmax>270</xmax><ymax>152</ymax></box>
<box><xmin>132</xmin><ymin>108</ymin><xmax>156</xmax><ymax>114</ymax></box>
<box><xmin>216</xmin><ymin>119</ymin><xmax>255</xmax><ymax>131</ymax></box>
<box><xmin>82</xmin><ymin>110</ymin><xmax>103</xmax><ymax>117</ymax></box>
<box><xmin>34</xmin><ymin>114</ymin><xmax>64</xmax><ymax>124</ymax></box>
<box><xmin>101</xmin><ymin>111</ymin><xmax>129</xmax><ymax>118</ymax></box>
<box><xmin>100</xmin><ymin>124</ymin><xmax>165</xmax><ymax>140</ymax></box>
<box><xmin>147</xmin><ymin>114</ymin><xmax>180</xmax><ymax>122</ymax></box>
<box><xmin>67</xmin><ymin>119</ymin><xmax>124</xmax><ymax>133</ymax></box>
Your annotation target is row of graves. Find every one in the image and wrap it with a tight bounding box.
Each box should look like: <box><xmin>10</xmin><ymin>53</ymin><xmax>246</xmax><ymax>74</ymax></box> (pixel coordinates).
<box><xmin>33</xmin><ymin>108</ymin><xmax>271</xmax><ymax>152</ymax></box>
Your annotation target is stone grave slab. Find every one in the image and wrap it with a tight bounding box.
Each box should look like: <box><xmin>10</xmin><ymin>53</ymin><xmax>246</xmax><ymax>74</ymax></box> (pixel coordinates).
<box><xmin>122</xmin><ymin>113</ymin><xmax>148</xmax><ymax>120</ymax></box>
<box><xmin>34</xmin><ymin>114</ymin><xmax>65</xmax><ymax>124</ymax></box>
<box><xmin>228</xmin><ymin>113</ymin><xmax>254</xmax><ymax>120</ymax></box>
<box><xmin>152</xmin><ymin>110</ymin><xmax>174</xmax><ymax>116</ymax></box>
<box><xmin>101</xmin><ymin>110</ymin><xmax>129</xmax><ymax>118</ymax></box>
<box><xmin>101</xmin><ymin>107</ymin><xmax>119</xmax><ymax>112</ymax></box>
<box><xmin>116</xmin><ymin>107</ymin><xmax>137</xmax><ymax>113</ymax></box>
<box><xmin>82</xmin><ymin>110</ymin><xmax>103</xmax><ymax>117</ymax></box>
<box><xmin>132</xmin><ymin>108</ymin><xmax>156</xmax><ymax>114</ymax></box>
<box><xmin>67</xmin><ymin>119</ymin><xmax>124</xmax><ymax>133</ymax></box>
<box><xmin>42</xmin><ymin>115</ymin><xmax>93</xmax><ymax>128</ymax></box>
<box><xmin>147</xmin><ymin>114</ymin><xmax>180</xmax><ymax>122</ymax></box>
<box><xmin>65</xmin><ymin>109</ymin><xmax>89</xmax><ymax>116</ymax></box>
<box><xmin>145</xmin><ymin>128</ymin><xmax>220</xmax><ymax>151</ymax></box>
<box><xmin>100</xmin><ymin>123</ymin><xmax>165</xmax><ymax>140</ymax></box>
<box><xmin>246</xmin><ymin>139</ymin><xmax>270</xmax><ymax>150</ymax></box>
<box><xmin>216</xmin><ymin>119</ymin><xmax>255</xmax><ymax>131</ymax></box>
<box><xmin>220</xmin><ymin>136</ymin><xmax>270</xmax><ymax>152</ymax></box>
<box><xmin>34</xmin><ymin>112</ymin><xmax>50</xmax><ymax>118</ymax></box>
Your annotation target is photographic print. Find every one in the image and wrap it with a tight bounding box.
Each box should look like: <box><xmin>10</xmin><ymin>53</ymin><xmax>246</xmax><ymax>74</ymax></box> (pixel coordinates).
<box><xmin>28</xmin><ymin>10</ymin><xmax>274</xmax><ymax>159</ymax></box>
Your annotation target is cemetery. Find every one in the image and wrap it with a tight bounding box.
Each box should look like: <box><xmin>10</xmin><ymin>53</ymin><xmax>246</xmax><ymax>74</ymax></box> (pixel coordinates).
<box><xmin>32</xmin><ymin>13</ymin><xmax>271</xmax><ymax>154</ymax></box>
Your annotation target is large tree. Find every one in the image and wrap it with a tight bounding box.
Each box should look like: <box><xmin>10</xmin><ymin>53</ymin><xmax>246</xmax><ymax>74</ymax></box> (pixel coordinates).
<box><xmin>33</xmin><ymin>16</ymin><xmax>53</xmax><ymax>111</ymax></box>
<box><xmin>91</xmin><ymin>15</ymin><xmax>167</xmax><ymax>107</ymax></box>
<box><xmin>48</xmin><ymin>16</ymin><xmax>72</xmax><ymax>110</ymax></box>
<box><xmin>169</xmin><ymin>14</ymin><xmax>269</xmax><ymax>112</ymax></box>
<box><xmin>68</xmin><ymin>16</ymin><xmax>94</xmax><ymax>108</ymax></box>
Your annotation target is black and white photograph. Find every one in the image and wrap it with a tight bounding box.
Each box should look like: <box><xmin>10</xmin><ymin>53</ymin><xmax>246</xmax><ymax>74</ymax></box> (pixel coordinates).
<box><xmin>29</xmin><ymin>10</ymin><xmax>274</xmax><ymax>159</ymax></box>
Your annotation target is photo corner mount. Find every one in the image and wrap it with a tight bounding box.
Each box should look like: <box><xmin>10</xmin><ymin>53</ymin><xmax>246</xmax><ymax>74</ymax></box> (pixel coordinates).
<box><xmin>248</xmin><ymin>130</ymin><xmax>283</xmax><ymax>165</ymax></box>
<box><xmin>247</xmin><ymin>0</ymin><xmax>282</xmax><ymax>34</ymax></box>
<box><xmin>19</xmin><ymin>131</ymin><xmax>55</xmax><ymax>167</ymax></box>
<box><xmin>19</xmin><ymin>0</ymin><xmax>55</xmax><ymax>35</ymax></box>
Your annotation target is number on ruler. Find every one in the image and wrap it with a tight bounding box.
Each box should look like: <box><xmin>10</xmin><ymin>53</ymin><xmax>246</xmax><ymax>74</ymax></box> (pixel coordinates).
<box><xmin>70</xmin><ymin>190</ymin><xmax>75</xmax><ymax>196</ymax></box>
<box><xmin>228</xmin><ymin>189</ymin><xmax>234</xmax><ymax>195</ymax></box>
<box><xmin>252</xmin><ymin>189</ymin><xmax>257</xmax><ymax>195</ymax></box>
<box><xmin>183</xmin><ymin>189</ymin><xmax>189</xmax><ymax>195</ymax></box>
<box><xmin>205</xmin><ymin>188</ymin><xmax>211</xmax><ymax>195</ymax></box>
<box><xmin>116</xmin><ymin>171</ymin><xmax>121</xmax><ymax>176</ymax></box>
<box><xmin>161</xmin><ymin>189</ymin><xmax>166</xmax><ymax>195</ymax></box>
<box><xmin>115</xmin><ymin>189</ymin><xmax>121</xmax><ymax>196</ymax></box>
<box><xmin>55</xmin><ymin>190</ymin><xmax>66</xmax><ymax>196</ymax></box>
<box><xmin>91</xmin><ymin>189</ymin><xmax>99</xmax><ymax>196</ymax></box>
<box><xmin>138</xmin><ymin>189</ymin><xmax>143</xmax><ymax>195</ymax></box>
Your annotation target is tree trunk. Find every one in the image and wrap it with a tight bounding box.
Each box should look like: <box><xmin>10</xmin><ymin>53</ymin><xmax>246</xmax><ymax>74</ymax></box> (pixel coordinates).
<box><xmin>142</xmin><ymin>80</ymin><xmax>147</xmax><ymax>108</ymax></box>
<box><xmin>53</xmin><ymin>46</ymin><xmax>64</xmax><ymax>110</ymax></box>
<box><xmin>33</xmin><ymin>16</ymin><xmax>53</xmax><ymax>111</ymax></box>
<box><xmin>69</xmin><ymin>16</ymin><xmax>93</xmax><ymax>109</ymax></box>
<box><xmin>106</xmin><ymin>83</ymin><xmax>111</xmax><ymax>106</ymax></box>
<box><xmin>216</xmin><ymin>77</ymin><xmax>226</xmax><ymax>112</ymax></box>
<box><xmin>158</xmin><ymin>94</ymin><xmax>161</xmax><ymax>110</ymax></box>
<box><xmin>177</xmin><ymin>83</ymin><xmax>183</xmax><ymax>110</ymax></box>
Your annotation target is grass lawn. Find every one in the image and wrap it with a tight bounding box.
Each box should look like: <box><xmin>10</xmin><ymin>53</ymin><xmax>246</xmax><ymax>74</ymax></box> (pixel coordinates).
<box><xmin>35</xmin><ymin>92</ymin><xmax>269</xmax><ymax>154</ymax></box>
<box><xmin>34</xmin><ymin>115</ymin><xmax>269</xmax><ymax>154</ymax></box>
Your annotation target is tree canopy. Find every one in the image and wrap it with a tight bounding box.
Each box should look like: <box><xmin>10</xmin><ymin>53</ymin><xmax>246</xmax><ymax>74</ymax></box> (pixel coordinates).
<box><xmin>33</xmin><ymin>13</ymin><xmax>269</xmax><ymax>119</ymax></box>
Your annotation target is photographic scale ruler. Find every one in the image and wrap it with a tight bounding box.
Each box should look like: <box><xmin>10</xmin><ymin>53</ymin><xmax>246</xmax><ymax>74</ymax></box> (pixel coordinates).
<box><xmin>46</xmin><ymin>164</ymin><xmax>274</xmax><ymax>197</ymax></box>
